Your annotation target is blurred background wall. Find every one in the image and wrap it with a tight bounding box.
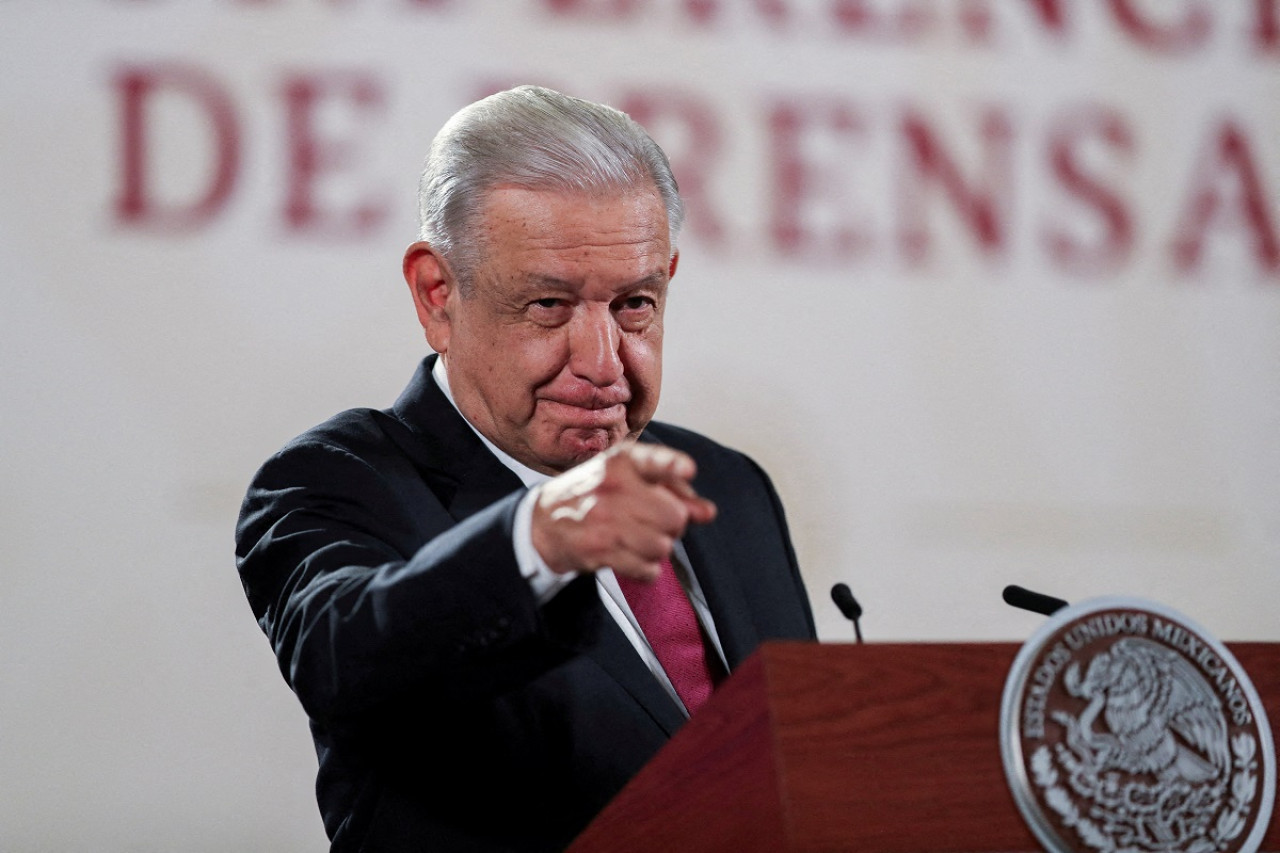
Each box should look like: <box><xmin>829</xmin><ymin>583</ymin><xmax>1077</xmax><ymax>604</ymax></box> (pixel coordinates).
<box><xmin>2</xmin><ymin>1</ymin><xmax>1277</xmax><ymax>849</ymax></box>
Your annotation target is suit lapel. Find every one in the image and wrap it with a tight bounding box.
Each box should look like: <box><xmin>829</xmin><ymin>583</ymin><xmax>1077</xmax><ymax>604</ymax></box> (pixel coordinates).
<box><xmin>388</xmin><ymin>355</ymin><xmax>525</xmax><ymax>521</ymax></box>
<box><xmin>577</xmin><ymin>603</ymin><xmax>688</xmax><ymax>736</ymax></box>
<box><xmin>681</xmin><ymin>521</ymin><xmax>758</xmax><ymax>671</ymax></box>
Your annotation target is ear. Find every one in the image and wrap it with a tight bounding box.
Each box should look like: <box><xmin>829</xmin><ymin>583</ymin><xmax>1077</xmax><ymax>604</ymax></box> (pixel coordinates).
<box><xmin>668</xmin><ymin>251</ymin><xmax>679</xmax><ymax>280</ymax></box>
<box><xmin>403</xmin><ymin>241</ymin><xmax>455</xmax><ymax>353</ymax></box>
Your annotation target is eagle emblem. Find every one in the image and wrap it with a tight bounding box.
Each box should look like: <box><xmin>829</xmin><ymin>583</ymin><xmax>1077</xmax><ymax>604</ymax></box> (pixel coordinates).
<box><xmin>1000</xmin><ymin>597</ymin><xmax>1275</xmax><ymax>853</ymax></box>
<box><xmin>1057</xmin><ymin>637</ymin><xmax>1229</xmax><ymax>785</ymax></box>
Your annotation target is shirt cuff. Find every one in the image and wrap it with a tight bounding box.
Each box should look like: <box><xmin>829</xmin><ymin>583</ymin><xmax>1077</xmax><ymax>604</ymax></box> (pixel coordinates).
<box><xmin>514</xmin><ymin>485</ymin><xmax>579</xmax><ymax>604</ymax></box>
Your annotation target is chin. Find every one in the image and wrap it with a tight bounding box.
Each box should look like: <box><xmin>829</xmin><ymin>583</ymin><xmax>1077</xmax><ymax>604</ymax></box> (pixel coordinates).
<box><xmin>548</xmin><ymin>427</ymin><xmax>625</xmax><ymax>469</ymax></box>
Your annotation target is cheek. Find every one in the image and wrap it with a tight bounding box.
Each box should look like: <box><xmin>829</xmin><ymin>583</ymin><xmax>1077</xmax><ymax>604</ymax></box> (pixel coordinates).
<box><xmin>504</xmin><ymin>333</ymin><xmax>571</xmax><ymax>398</ymax></box>
<box><xmin>622</xmin><ymin>333</ymin><xmax>663</xmax><ymax>394</ymax></box>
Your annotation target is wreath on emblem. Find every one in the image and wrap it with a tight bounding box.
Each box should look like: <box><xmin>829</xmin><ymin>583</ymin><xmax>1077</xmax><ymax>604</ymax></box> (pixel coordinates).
<box><xmin>1028</xmin><ymin>638</ymin><xmax>1260</xmax><ymax>852</ymax></box>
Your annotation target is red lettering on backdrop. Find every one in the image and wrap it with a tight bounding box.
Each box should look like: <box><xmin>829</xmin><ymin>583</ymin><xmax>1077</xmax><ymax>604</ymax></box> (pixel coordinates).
<box><xmin>829</xmin><ymin>0</ymin><xmax>1069</xmax><ymax>43</ymax></box>
<box><xmin>160</xmin><ymin>0</ymin><xmax>1269</xmax><ymax>53</ymax></box>
<box><xmin>1042</xmin><ymin>106</ymin><xmax>1135</xmax><ymax>275</ymax></box>
<box><xmin>767</xmin><ymin>98</ymin><xmax>871</xmax><ymax>259</ymax></box>
<box><xmin>684</xmin><ymin>0</ymin><xmax>716</xmax><ymax>24</ymax></box>
<box><xmin>619</xmin><ymin>91</ymin><xmax>725</xmax><ymax>245</ymax></box>
<box><xmin>898</xmin><ymin>107</ymin><xmax>1013</xmax><ymax>263</ymax></box>
<box><xmin>282</xmin><ymin>71</ymin><xmax>389</xmax><ymax>236</ymax></box>
<box><xmin>957</xmin><ymin>0</ymin><xmax>1069</xmax><ymax>43</ymax></box>
<box><xmin>113</xmin><ymin>64</ymin><xmax>240</xmax><ymax>231</ymax></box>
<box><xmin>682</xmin><ymin>0</ymin><xmax>789</xmax><ymax>27</ymax></box>
<box><xmin>959</xmin><ymin>1</ymin><xmax>994</xmax><ymax>43</ymax></box>
<box><xmin>830</xmin><ymin>0</ymin><xmax>933</xmax><ymax>42</ymax></box>
<box><xmin>1254</xmin><ymin>0</ymin><xmax>1280</xmax><ymax>52</ymax></box>
<box><xmin>1108</xmin><ymin>0</ymin><xmax>1210</xmax><ymax>53</ymax></box>
<box><xmin>1171</xmin><ymin>120</ymin><xmax>1280</xmax><ymax>275</ymax></box>
<box><xmin>541</xmin><ymin>0</ymin><xmax>644</xmax><ymax>18</ymax></box>
<box><xmin>542</xmin><ymin>0</ymin><xmax>787</xmax><ymax>24</ymax></box>
<box><xmin>1023</xmin><ymin>0</ymin><xmax>1069</xmax><ymax>36</ymax></box>
<box><xmin>916</xmin><ymin>0</ymin><xmax>1075</xmax><ymax>45</ymax></box>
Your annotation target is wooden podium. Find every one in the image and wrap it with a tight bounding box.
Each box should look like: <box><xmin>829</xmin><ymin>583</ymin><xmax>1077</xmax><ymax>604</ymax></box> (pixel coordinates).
<box><xmin>569</xmin><ymin>641</ymin><xmax>1280</xmax><ymax>852</ymax></box>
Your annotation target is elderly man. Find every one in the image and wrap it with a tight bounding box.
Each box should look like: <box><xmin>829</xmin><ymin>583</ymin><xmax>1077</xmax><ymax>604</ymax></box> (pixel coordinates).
<box><xmin>236</xmin><ymin>85</ymin><xmax>815</xmax><ymax>852</ymax></box>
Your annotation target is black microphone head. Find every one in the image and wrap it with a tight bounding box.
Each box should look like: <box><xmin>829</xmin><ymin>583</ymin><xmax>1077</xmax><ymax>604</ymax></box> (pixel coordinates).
<box><xmin>831</xmin><ymin>583</ymin><xmax>862</xmax><ymax>621</ymax></box>
<box><xmin>1003</xmin><ymin>584</ymin><xmax>1069</xmax><ymax>617</ymax></box>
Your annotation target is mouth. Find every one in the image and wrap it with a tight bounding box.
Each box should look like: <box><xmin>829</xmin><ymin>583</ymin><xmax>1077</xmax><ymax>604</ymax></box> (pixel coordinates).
<box><xmin>538</xmin><ymin>399</ymin><xmax>628</xmax><ymax>428</ymax></box>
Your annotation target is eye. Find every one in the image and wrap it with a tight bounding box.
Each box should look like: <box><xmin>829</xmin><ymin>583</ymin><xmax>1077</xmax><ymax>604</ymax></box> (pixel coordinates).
<box><xmin>616</xmin><ymin>295</ymin><xmax>655</xmax><ymax>312</ymax></box>
<box><xmin>527</xmin><ymin>296</ymin><xmax>572</xmax><ymax>326</ymax></box>
<box><xmin>613</xmin><ymin>294</ymin><xmax>657</xmax><ymax>331</ymax></box>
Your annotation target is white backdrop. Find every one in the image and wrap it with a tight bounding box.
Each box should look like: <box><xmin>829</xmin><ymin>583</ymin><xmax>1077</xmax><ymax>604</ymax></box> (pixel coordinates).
<box><xmin>3</xmin><ymin>1</ymin><xmax>1278</xmax><ymax>849</ymax></box>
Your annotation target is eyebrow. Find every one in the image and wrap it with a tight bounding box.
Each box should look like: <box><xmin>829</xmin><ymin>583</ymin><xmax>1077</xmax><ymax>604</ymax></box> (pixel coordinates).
<box><xmin>518</xmin><ymin>270</ymin><xmax>669</xmax><ymax>292</ymax></box>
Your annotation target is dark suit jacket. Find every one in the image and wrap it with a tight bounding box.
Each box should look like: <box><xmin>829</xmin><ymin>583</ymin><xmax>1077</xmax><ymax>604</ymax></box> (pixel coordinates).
<box><xmin>236</xmin><ymin>356</ymin><xmax>816</xmax><ymax>851</ymax></box>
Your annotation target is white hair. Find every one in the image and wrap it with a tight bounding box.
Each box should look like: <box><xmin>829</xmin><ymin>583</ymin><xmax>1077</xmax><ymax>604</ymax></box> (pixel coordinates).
<box><xmin>417</xmin><ymin>85</ymin><xmax>684</xmax><ymax>290</ymax></box>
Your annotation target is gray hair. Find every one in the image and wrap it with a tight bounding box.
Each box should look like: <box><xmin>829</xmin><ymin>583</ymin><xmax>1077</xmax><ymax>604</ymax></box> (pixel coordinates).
<box><xmin>417</xmin><ymin>85</ymin><xmax>684</xmax><ymax>290</ymax></box>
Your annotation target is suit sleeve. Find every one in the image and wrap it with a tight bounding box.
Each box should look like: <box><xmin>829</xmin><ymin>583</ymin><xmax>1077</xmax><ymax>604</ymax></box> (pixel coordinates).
<box><xmin>234</xmin><ymin>437</ymin><xmax>599</xmax><ymax>729</ymax></box>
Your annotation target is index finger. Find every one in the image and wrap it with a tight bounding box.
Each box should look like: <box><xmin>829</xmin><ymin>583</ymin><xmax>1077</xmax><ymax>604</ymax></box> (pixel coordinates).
<box><xmin>626</xmin><ymin>444</ymin><xmax>699</xmax><ymax>498</ymax></box>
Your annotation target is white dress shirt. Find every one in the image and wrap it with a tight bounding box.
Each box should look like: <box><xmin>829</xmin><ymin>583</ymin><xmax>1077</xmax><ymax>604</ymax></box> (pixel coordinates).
<box><xmin>431</xmin><ymin>357</ymin><xmax>727</xmax><ymax>715</ymax></box>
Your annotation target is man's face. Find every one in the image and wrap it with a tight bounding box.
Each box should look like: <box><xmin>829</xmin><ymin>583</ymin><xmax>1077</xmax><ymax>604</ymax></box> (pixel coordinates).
<box><xmin>409</xmin><ymin>186</ymin><xmax>675</xmax><ymax>475</ymax></box>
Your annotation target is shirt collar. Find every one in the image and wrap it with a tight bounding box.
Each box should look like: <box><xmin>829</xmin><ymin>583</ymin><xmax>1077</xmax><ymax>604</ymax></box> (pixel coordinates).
<box><xmin>432</xmin><ymin>356</ymin><xmax>550</xmax><ymax>489</ymax></box>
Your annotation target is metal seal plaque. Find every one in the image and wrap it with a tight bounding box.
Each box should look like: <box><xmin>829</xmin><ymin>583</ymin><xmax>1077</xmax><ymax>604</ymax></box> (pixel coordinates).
<box><xmin>1000</xmin><ymin>597</ymin><xmax>1275</xmax><ymax>852</ymax></box>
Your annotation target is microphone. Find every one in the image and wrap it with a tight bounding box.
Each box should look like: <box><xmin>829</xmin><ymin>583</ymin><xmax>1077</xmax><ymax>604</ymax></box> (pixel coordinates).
<box><xmin>831</xmin><ymin>583</ymin><xmax>864</xmax><ymax>643</ymax></box>
<box><xmin>1002</xmin><ymin>584</ymin><xmax>1068</xmax><ymax>617</ymax></box>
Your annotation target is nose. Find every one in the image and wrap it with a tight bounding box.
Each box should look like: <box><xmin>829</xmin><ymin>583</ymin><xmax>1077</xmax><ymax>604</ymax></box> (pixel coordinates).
<box><xmin>567</xmin><ymin>305</ymin><xmax>624</xmax><ymax>387</ymax></box>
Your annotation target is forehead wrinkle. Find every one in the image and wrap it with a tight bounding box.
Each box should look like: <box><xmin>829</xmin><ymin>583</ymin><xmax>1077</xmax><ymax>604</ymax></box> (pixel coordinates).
<box><xmin>471</xmin><ymin>187</ymin><xmax>672</xmax><ymax>296</ymax></box>
<box><xmin>520</xmin><ymin>230</ymin><xmax>666</xmax><ymax>254</ymax></box>
<box><xmin>516</xmin><ymin>269</ymin><xmax>668</xmax><ymax>294</ymax></box>
<box><xmin>479</xmin><ymin>224</ymin><xmax>666</xmax><ymax>276</ymax></box>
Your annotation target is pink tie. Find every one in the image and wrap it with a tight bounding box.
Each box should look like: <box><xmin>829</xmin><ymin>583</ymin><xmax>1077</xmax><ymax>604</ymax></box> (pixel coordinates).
<box><xmin>615</xmin><ymin>558</ymin><xmax>720</xmax><ymax>714</ymax></box>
